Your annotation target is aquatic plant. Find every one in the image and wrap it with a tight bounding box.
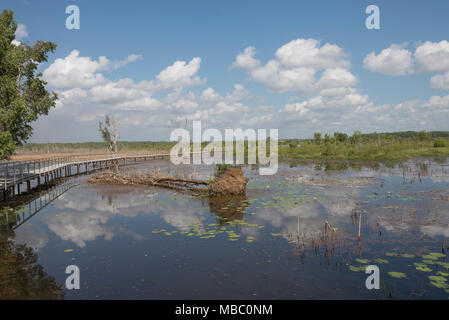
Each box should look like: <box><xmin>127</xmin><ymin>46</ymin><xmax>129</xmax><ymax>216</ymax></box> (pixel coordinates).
<box><xmin>414</xmin><ymin>263</ymin><xmax>432</xmax><ymax>272</ymax></box>
<box><xmin>374</xmin><ymin>258</ymin><xmax>389</xmax><ymax>264</ymax></box>
<box><xmin>356</xmin><ymin>258</ymin><xmax>370</xmax><ymax>264</ymax></box>
<box><xmin>388</xmin><ymin>272</ymin><xmax>406</xmax><ymax>279</ymax></box>
<box><xmin>349</xmin><ymin>265</ymin><xmax>367</xmax><ymax>272</ymax></box>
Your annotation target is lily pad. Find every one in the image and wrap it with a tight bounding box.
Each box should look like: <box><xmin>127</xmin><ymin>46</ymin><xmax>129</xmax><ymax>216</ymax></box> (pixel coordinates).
<box><xmin>414</xmin><ymin>263</ymin><xmax>432</xmax><ymax>272</ymax></box>
<box><xmin>436</xmin><ymin>262</ymin><xmax>449</xmax><ymax>268</ymax></box>
<box><xmin>430</xmin><ymin>281</ymin><xmax>449</xmax><ymax>289</ymax></box>
<box><xmin>388</xmin><ymin>272</ymin><xmax>406</xmax><ymax>279</ymax></box>
<box><xmin>385</xmin><ymin>252</ymin><xmax>398</xmax><ymax>257</ymax></box>
<box><xmin>374</xmin><ymin>258</ymin><xmax>389</xmax><ymax>264</ymax></box>
<box><xmin>422</xmin><ymin>252</ymin><xmax>445</xmax><ymax>260</ymax></box>
<box><xmin>356</xmin><ymin>258</ymin><xmax>370</xmax><ymax>264</ymax></box>
<box><xmin>349</xmin><ymin>265</ymin><xmax>367</xmax><ymax>272</ymax></box>
<box><xmin>428</xmin><ymin>275</ymin><xmax>447</xmax><ymax>283</ymax></box>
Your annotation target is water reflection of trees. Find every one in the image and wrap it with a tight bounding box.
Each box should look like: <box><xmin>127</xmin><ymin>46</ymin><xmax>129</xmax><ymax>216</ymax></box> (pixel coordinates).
<box><xmin>0</xmin><ymin>230</ymin><xmax>63</xmax><ymax>299</ymax></box>
<box><xmin>207</xmin><ymin>195</ymin><xmax>248</xmax><ymax>223</ymax></box>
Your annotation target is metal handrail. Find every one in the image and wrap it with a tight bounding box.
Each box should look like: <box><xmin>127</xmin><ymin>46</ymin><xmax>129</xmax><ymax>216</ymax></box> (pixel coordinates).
<box><xmin>0</xmin><ymin>152</ymin><xmax>172</xmax><ymax>190</ymax></box>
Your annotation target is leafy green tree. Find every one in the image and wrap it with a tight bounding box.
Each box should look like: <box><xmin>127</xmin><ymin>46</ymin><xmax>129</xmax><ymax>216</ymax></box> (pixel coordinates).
<box><xmin>313</xmin><ymin>132</ymin><xmax>321</xmax><ymax>145</ymax></box>
<box><xmin>434</xmin><ymin>138</ymin><xmax>447</xmax><ymax>148</ymax></box>
<box><xmin>334</xmin><ymin>132</ymin><xmax>348</xmax><ymax>143</ymax></box>
<box><xmin>0</xmin><ymin>9</ymin><xmax>57</xmax><ymax>159</ymax></box>
<box><xmin>350</xmin><ymin>131</ymin><xmax>362</xmax><ymax>145</ymax></box>
<box><xmin>418</xmin><ymin>130</ymin><xmax>429</xmax><ymax>141</ymax></box>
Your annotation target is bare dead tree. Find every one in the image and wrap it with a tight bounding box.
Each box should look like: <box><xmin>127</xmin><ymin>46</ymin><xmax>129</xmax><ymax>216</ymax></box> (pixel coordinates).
<box><xmin>99</xmin><ymin>114</ymin><xmax>119</xmax><ymax>153</ymax></box>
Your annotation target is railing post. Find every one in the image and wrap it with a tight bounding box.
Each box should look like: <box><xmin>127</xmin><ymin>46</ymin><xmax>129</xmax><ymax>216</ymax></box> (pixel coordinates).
<box><xmin>4</xmin><ymin>162</ymin><xmax>7</xmax><ymax>190</ymax></box>
<box><xmin>13</xmin><ymin>164</ymin><xmax>16</xmax><ymax>187</ymax></box>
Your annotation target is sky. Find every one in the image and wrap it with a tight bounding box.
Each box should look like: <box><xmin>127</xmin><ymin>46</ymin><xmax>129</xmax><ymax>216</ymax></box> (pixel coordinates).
<box><xmin>4</xmin><ymin>0</ymin><xmax>449</xmax><ymax>142</ymax></box>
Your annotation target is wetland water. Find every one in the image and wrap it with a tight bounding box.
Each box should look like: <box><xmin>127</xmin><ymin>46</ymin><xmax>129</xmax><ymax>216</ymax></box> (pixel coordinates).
<box><xmin>1</xmin><ymin>158</ymin><xmax>449</xmax><ymax>299</ymax></box>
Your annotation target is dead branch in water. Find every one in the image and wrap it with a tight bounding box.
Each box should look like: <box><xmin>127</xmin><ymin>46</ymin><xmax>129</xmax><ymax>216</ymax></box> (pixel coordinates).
<box><xmin>88</xmin><ymin>171</ymin><xmax>208</xmax><ymax>192</ymax></box>
<box><xmin>88</xmin><ymin>167</ymin><xmax>248</xmax><ymax>195</ymax></box>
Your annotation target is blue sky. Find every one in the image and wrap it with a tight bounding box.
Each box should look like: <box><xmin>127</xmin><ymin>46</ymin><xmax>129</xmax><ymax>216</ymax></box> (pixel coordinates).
<box><xmin>4</xmin><ymin>0</ymin><xmax>449</xmax><ymax>142</ymax></box>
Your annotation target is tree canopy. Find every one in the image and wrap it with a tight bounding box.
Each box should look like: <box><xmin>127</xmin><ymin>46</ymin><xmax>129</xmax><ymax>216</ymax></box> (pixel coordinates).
<box><xmin>0</xmin><ymin>9</ymin><xmax>57</xmax><ymax>159</ymax></box>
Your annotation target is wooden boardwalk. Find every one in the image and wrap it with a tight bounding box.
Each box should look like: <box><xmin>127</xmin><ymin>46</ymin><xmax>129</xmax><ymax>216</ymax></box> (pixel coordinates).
<box><xmin>0</xmin><ymin>153</ymin><xmax>170</xmax><ymax>200</ymax></box>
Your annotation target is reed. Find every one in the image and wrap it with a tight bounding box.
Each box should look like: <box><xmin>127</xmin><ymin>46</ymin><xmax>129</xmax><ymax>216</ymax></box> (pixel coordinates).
<box><xmin>358</xmin><ymin>213</ymin><xmax>362</xmax><ymax>241</ymax></box>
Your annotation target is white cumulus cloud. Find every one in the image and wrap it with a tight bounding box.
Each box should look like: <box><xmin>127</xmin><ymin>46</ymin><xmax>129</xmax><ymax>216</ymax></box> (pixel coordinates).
<box><xmin>155</xmin><ymin>57</ymin><xmax>205</xmax><ymax>91</ymax></box>
<box><xmin>232</xmin><ymin>46</ymin><xmax>260</xmax><ymax>71</ymax></box>
<box><xmin>430</xmin><ymin>71</ymin><xmax>449</xmax><ymax>90</ymax></box>
<box><xmin>363</xmin><ymin>41</ymin><xmax>449</xmax><ymax>90</ymax></box>
<box><xmin>15</xmin><ymin>23</ymin><xmax>28</xmax><ymax>39</ymax></box>
<box><xmin>200</xmin><ymin>87</ymin><xmax>222</xmax><ymax>102</ymax></box>
<box><xmin>363</xmin><ymin>44</ymin><xmax>414</xmax><ymax>75</ymax></box>
<box><xmin>233</xmin><ymin>38</ymin><xmax>355</xmax><ymax>93</ymax></box>
<box><xmin>43</xmin><ymin>50</ymin><xmax>109</xmax><ymax>88</ymax></box>
<box><xmin>414</xmin><ymin>40</ymin><xmax>449</xmax><ymax>73</ymax></box>
<box><xmin>274</xmin><ymin>38</ymin><xmax>350</xmax><ymax>69</ymax></box>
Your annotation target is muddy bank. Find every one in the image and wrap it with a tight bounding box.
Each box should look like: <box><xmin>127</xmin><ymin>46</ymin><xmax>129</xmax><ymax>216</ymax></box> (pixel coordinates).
<box><xmin>208</xmin><ymin>167</ymin><xmax>249</xmax><ymax>195</ymax></box>
<box><xmin>88</xmin><ymin>167</ymin><xmax>248</xmax><ymax>195</ymax></box>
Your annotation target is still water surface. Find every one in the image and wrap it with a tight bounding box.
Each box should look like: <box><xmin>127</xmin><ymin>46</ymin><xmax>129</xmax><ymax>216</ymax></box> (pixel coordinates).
<box><xmin>1</xmin><ymin>158</ymin><xmax>449</xmax><ymax>299</ymax></box>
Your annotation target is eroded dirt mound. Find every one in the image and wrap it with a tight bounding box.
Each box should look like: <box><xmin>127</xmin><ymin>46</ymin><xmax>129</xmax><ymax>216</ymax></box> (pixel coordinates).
<box><xmin>208</xmin><ymin>167</ymin><xmax>249</xmax><ymax>195</ymax></box>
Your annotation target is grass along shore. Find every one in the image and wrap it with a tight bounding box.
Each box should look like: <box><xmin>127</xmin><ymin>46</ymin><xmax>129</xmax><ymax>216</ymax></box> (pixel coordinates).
<box><xmin>278</xmin><ymin>136</ymin><xmax>449</xmax><ymax>160</ymax></box>
<box><xmin>15</xmin><ymin>131</ymin><xmax>449</xmax><ymax>161</ymax></box>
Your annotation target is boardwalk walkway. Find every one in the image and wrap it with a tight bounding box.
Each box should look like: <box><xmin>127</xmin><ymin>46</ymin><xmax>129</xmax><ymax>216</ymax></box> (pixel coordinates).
<box><xmin>0</xmin><ymin>153</ymin><xmax>170</xmax><ymax>199</ymax></box>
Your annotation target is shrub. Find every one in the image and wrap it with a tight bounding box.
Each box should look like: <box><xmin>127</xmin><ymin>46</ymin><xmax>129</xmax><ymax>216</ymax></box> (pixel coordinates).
<box><xmin>214</xmin><ymin>164</ymin><xmax>235</xmax><ymax>178</ymax></box>
<box><xmin>434</xmin><ymin>139</ymin><xmax>447</xmax><ymax>148</ymax></box>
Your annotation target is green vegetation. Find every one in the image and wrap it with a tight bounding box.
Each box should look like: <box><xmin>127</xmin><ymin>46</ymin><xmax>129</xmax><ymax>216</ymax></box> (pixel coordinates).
<box><xmin>16</xmin><ymin>130</ymin><xmax>449</xmax><ymax>161</ymax></box>
<box><xmin>0</xmin><ymin>9</ymin><xmax>57</xmax><ymax>159</ymax></box>
<box><xmin>372</xmin><ymin>251</ymin><xmax>449</xmax><ymax>296</ymax></box>
<box><xmin>214</xmin><ymin>164</ymin><xmax>235</xmax><ymax>178</ymax></box>
<box><xmin>278</xmin><ymin>131</ymin><xmax>449</xmax><ymax>160</ymax></box>
<box><xmin>434</xmin><ymin>139</ymin><xmax>447</xmax><ymax>148</ymax></box>
<box><xmin>18</xmin><ymin>141</ymin><xmax>176</xmax><ymax>154</ymax></box>
<box><xmin>388</xmin><ymin>272</ymin><xmax>407</xmax><ymax>279</ymax></box>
